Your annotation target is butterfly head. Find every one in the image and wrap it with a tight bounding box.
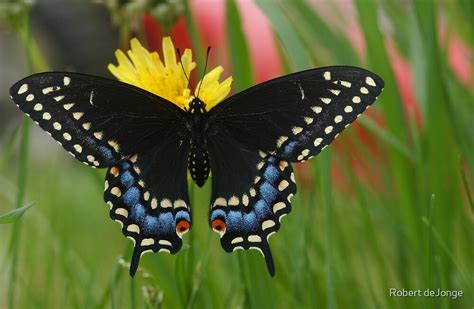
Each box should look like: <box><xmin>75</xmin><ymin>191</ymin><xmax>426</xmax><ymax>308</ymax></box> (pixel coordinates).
<box><xmin>188</xmin><ymin>97</ymin><xmax>206</xmax><ymax>114</ymax></box>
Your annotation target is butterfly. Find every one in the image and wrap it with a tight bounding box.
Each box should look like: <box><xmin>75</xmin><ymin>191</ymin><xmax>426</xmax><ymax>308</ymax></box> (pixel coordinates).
<box><xmin>10</xmin><ymin>66</ymin><xmax>384</xmax><ymax>276</ymax></box>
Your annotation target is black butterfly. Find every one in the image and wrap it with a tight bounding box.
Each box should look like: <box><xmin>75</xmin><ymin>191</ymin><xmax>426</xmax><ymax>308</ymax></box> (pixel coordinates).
<box><xmin>10</xmin><ymin>66</ymin><xmax>384</xmax><ymax>276</ymax></box>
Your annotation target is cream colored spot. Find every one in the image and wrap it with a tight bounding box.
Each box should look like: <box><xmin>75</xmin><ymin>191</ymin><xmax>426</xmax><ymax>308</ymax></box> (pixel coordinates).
<box><xmin>74</xmin><ymin>144</ymin><xmax>82</xmax><ymax>153</ymax></box>
<box><xmin>254</xmin><ymin>176</ymin><xmax>261</xmax><ymax>184</ymax></box>
<box><xmin>159</xmin><ymin>248</ymin><xmax>171</xmax><ymax>253</ymax></box>
<box><xmin>26</xmin><ymin>94</ymin><xmax>34</xmax><ymax>101</ymax></box>
<box><xmin>108</xmin><ymin>140</ymin><xmax>120</xmax><ymax>152</ymax></box>
<box><xmin>365</xmin><ymin>76</ymin><xmax>376</xmax><ymax>87</ymax></box>
<box><xmin>276</xmin><ymin>136</ymin><xmax>288</xmax><ymax>148</ymax></box>
<box><xmin>320</xmin><ymin>97</ymin><xmax>331</xmax><ymax>104</ymax></box>
<box><xmin>54</xmin><ymin>96</ymin><xmax>65</xmax><ymax>102</ymax></box>
<box><xmin>228</xmin><ymin>196</ymin><xmax>239</xmax><ymax>206</ymax></box>
<box><xmin>42</xmin><ymin>86</ymin><xmax>59</xmax><ymax>94</ymax></box>
<box><xmin>297</xmin><ymin>155</ymin><xmax>304</xmax><ymax>161</ymax></box>
<box><xmin>334</xmin><ymin>115</ymin><xmax>343</xmax><ymax>123</ymax></box>
<box><xmin>63</xmin><ymin>103</ymin><xmax>74</xmax><ymax>110</ymax></box>
<box><xmin>34</xmin><ymin>103</ymin><xmax>43</xmax><ymax>111</ymax></box>
<box><xmin>352</xmin><ymin>96</ymin><xmax>361</xmax><ymax>104</ymax></box>
<box><xmin>311</xmin><ymin>106</ymin><xmax>322</xmax><ymax>114</ymax></box>
<box><xmin>248</xmin><ymin>235</ymin><xmax>262</xmax><ymax>242</ymax></box>
<box><xmin>127</xmin><ymin>224</ymin><xmax>140</xmax><ymax>233</ymax></box>
<box><xmin>259</xmin><ymin>150</ymin><xmax>267</xmax><ymax>158</ymax></box>
<box><xmin>330</xmin><ymin>89</ymin><xmax>341</xmax><ymax>96</ymax></box>
<box><xmin>340</xmin><ymin>81</ymin><xmax>352</xmax><ymax>88</ymax></box>
<box><xmin>231</xmin><ymin>237</ymin><xmax>244</xmax><ymax>244</ymax></box>
<box><xmin>93</xmin><ymin>161</ymin><xmax>100</xmax><ymax>167</ymax></box>
<box><xmin>325</xmin><ymin>126</ymin><xmax>333</xmax><ymax>134</ymax></box>
<box><xmin>151</xmin><ymin>198</ymin><xmax>158</xmax><ymax>209</ymax></box>
<box><xmin>63</xmin><ymin>132</ymin><xmax>72</xmax><ymax>140</ymax></box>
<box><xmin>213</xmin><ymin>197</ymin><xmax>227</xmax><ymax>207</ymax></box>
<box><xmin>290</xmin><ymin>172</ymin><xmax>296</xmax><ymax>183</ymax></box>
<box><xmin>143</xmin><ymin>191</ymin><xmax>150</xmax><ymax>201</ymax></box>
<box><xmin>273</xmin><ymin>202</ymin><xmax>286</xmax><ymax>213</ymax></box>
<box><xmin>73</xmin><ymin>112</ymin><xmax>84</xmax><ymax>120</ymax></box>
<box><xmin>249</xmin><ymin>188</ymin><xmax>256</xmax><ymax>197</ymax></box>
<box><xmin>304</xmin><ymin>117</ymin><xmax>313</xmax><ymax>125</ymax></box>
<box><xmin>53</xmin><ymin>122</ymin><xmax>62</xmax><ymax>130</ymax></box>
<box><xmin>63</xmin><ymin>76</ymin><xmax>71</xmax><ymax>86</ymax></box>
<box><xmin>141</xmin><ymin>238</ymin><xmax>155</xmax><ymax>246</ymax></box>
<box><xmin>287</xmin><ymin>193</ymin><xmax>294</xmax><ymax>202</ymax></box>
<box><xmin>18</xmin><ymin>84</ymin><xmax>28</xmax><ymax>94</ymax></box>
<box><xmin>115</xmin><ymin>208</ymin><xmax>128</xmax><ymax>218</ymax></box>
<box><xmin>302</xmin><ymin>149</ymin><xmax>310</xmax><ymax>156</ymax></box>
<box><xmin>94</xmin><ymin>131</ymin><xmax>103</xmax><ymax>140</ymax></box>
<box><xmin>242</xmin><ymin>194</ymin><xmax>249</xmax><ymax>206</ymax></box>
<box><xmin>129</xmin><ymin>154</ymin><xmax>138</xmax><ymax>163</ymax></box>
<box><xmin>262</xmin><ymin>220</ymin><xmax>275</xmax><ymax>230</ymax></box>
<box><xmin>174</xmin><ymin>199</ymin><xmax>187</xmax><ymax>208</ymax></box>
<box><xmin>278</xmin><ymin>180</ymin><xmax>289</xmax><ymax>191</ymax></box>
<box><xmin>256</xmin><ymin>161</ymin><xmax>264</xmax><ymax>170</ymax></box>
<box><xmin>87</xmin><ymin>155</ymin><xmax>95</xmax><ymax>162</ymax></box>
<box><xmin>160</xmin><ymin>199</ymin><xmax>172</xmax><ymax>208</ymax></box>
<box><xmin>344</xmin><ymin>105</ymin><xmax>353</xmax><ymax>113</ymax></box>
<box><xmin>42</xmin><ymin>112</ymin><xmax>51</xmax><ymax>120</ymax></box>
<box><xmin>292</xmin><ymin>126</ymin><xmax>303</xmax><ymax>135</ymax></box>
<box><xmin>360</xmin><ymin>87</ymin><xmax>369</xmax><ymax>94</ymax></box>
<box><xmin>159</xmin><ymin>240</ymin><xmax>172</xmax><ymax>246</ymax></box>
<box><xmin>82</xmin><ymin>122</ymin><xmax>91</xmax><ymax>130</ymax></box>
<box><xmin>233</xmin><ymin>246</ymin><xmax>244</xmax><ymax>252</ymax></box>
<box><xmin>323</xmin><ymin>71</ymin><xmax>331</xmax><ymax>80</ymax></box>
<box><xmin>111</xmin><ymin>187</ymin><xmax>122</xmax><ymax>197</ymax></box>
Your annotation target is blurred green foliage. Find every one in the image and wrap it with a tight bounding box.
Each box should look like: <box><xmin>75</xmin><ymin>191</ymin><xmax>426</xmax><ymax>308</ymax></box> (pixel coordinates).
<box><xmin>1</xmin><ymin>0</ymin><xmax>472</xmax><ymax>308</ymax></box>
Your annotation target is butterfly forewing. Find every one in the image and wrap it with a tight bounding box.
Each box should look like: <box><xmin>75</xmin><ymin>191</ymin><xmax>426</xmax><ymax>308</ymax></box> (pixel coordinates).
<box><xmin>10</xmin><ymin>72</ymin><xmax>186</xmax><ymax>167</ymax></box>
<box><xmin>208</xmin><ymin>66</ymin><xmax>384</xmax><ymax>162</ymax></box>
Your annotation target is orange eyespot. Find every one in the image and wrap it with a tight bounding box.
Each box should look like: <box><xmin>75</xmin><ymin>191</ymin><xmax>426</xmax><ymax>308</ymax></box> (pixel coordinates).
<box><xmin>176</xmin><ymin>220</ymin><xmax>190</xmax><ymax>237</ymax></box>
<box><xmin>211</xmin><ymin>218</ymin><xmax>227</xmax><ymax>236</ymax></box>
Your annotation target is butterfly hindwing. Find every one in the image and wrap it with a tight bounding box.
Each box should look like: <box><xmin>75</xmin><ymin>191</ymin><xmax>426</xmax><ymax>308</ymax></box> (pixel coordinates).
<box><xmin>208</xmin><ymin>66</ymin><xmax>384</xmax><ymax>162</ymax></box>
<box><xmin>9</xmin><ymin>72</ymin><xmax>186</xmax><ymax>168</ymax></box>
<box><xmin>206</xmin><ymin>132</ymin><xmax>296</xmax><ymax>275</ymax></box>
<box><xmin>104</xmin><ymin>132</ymin><xmax>192</xmax><ymax>276</ymax></box>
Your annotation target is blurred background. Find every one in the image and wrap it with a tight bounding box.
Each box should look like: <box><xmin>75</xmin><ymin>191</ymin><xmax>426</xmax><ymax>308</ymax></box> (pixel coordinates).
<box><xmin>0</xmin><ymin>0</ymin><xmax>472</xmax><ymax>308</ymax></box>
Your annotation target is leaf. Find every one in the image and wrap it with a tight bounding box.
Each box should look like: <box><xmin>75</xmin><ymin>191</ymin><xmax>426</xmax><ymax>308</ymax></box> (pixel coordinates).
<box><xmin>0</xmin><ymin>203</ymin><xmax>33</xmax><ymax>224</ymax></box>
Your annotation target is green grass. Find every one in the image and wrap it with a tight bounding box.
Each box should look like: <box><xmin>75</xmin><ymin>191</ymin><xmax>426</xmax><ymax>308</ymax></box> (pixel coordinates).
<box><xmin>1</xmin><ymin>0</ymin><xmax>473</xmax><ymax>308</ymax></box>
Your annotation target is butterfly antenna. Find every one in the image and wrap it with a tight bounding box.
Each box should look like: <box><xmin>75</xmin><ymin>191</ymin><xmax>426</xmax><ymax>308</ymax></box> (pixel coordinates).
<box><xmin>176</xmin><ymin>48</ymin><xmax>191</xmax><ymax>88</ymax></box>
<box><xmin>196</xmin><ymin>46</ymin><xmax>211</xmax><ymax>99</ymax></box>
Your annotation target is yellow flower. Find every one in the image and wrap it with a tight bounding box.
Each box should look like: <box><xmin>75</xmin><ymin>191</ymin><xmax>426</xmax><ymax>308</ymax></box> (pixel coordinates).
<box><xmin>108</xmin><ymin>37</ymin><xmax>232</xmax><ymax>110</ymax></box>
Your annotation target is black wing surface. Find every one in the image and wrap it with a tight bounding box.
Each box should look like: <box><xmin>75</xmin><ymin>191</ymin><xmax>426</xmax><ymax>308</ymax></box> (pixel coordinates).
<box><xmin>207</xmin><ymin>66</ymin><xmax>384</xmax><ymax>162</ymax></box>
<box><xmin>10</xmin><ymin>72</ymin><xmax>186</xmax><ymax>167</ymax></box>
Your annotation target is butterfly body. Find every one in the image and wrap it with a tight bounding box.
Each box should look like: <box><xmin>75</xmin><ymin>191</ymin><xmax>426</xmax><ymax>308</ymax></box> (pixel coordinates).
<box><xmin>10</xmin><ymin>66</ymin><xmax>384</xmax><ymax>276</ymax></box>
<box><xmin>186</xmin><ymin>98</ymin><xmax>211</xmax><ymax>187</ymax></box>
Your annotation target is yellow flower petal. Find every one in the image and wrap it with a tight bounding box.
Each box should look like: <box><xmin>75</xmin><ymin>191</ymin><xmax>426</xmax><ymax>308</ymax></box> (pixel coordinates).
<box><xmin>108</xmin><ymin>37</ymin><xmax>232</xmax><ymax>110</ymax></box>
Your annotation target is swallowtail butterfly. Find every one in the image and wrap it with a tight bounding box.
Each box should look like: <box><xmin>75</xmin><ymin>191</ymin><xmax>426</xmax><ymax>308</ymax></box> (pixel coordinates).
<box><xmin>10</xmin><ymin>66</ymin><xmax>384</xmax><ymax>276</ymax></box>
